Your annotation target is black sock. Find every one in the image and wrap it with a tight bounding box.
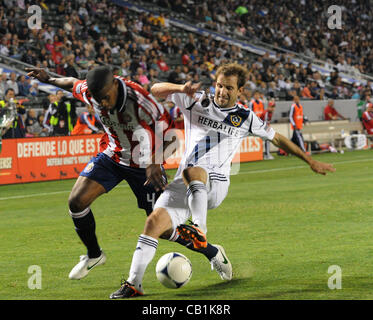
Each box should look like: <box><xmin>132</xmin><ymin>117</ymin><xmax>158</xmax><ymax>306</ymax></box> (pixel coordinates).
<box><xmin>175</xmin><ymin>237</ymin><xmax>218</xmax><ymax>260</ymax></box>
<box><xmin>72</xmin><ymin>209</ymin><xmax>101</xmax><ymax>258</ymax></box>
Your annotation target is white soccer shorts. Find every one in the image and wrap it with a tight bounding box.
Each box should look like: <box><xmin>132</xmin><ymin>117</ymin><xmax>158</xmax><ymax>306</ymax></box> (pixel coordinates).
<box><xmin>154</xmin><ymin>170</ymin><xmax>230</xmax><ymax>233</ymax></box>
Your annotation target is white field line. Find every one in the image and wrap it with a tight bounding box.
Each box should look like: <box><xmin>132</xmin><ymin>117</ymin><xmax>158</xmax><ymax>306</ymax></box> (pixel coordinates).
<box><xmin>0</xmin><ymin>157</ymin><xmax>372</xmax><ymax>201</ymax></box>
<box><xmin>0</xmin><ymin>185</ymin><xmax>128</xmax><ymax>201</ymax></box>
<box><xmin>237</xmin><ymin>157</ymin><xmax>373</xmax><ymax>175</ymax></box>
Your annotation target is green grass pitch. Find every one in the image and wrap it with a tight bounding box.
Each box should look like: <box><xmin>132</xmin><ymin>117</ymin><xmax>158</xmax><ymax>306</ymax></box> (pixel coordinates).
<box><xmin>1</xmin><ymin>149</ymin><xmax>373</xmax><ymax>300</ymax></box>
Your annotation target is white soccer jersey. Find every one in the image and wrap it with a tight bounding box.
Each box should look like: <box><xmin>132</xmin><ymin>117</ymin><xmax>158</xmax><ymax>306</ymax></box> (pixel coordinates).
<box><xmin>168</xmin><ymin>91</ymin><xmax>276</xmax><ymax>179</ymax></box>
<box><xmin>73</xmin><ymin>76</ymin><xmax>173</xmax><ymax>168</ymax></box>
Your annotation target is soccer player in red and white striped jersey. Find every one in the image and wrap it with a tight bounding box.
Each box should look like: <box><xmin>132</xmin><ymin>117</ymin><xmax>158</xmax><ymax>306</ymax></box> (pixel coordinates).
<box><xmin>26</xmin><ymin>65</ymin><xmax>175</xmax><ymax>280</ymax></box>
<box><xmin>72</xmin><ymin>73</ymin><xmax>172</xmax><ymax>168</ymax></box>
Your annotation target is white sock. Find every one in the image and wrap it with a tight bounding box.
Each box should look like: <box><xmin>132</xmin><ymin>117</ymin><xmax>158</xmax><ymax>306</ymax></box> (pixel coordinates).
<box><xmin>187</xmin><ymin>180</ymin><xmax>208</xmax><ymax>233</ymax></box>
<box><xmin>127</xmin><ymin>234</ymin><xmax>158</xmax><ymax>289</ymax></box>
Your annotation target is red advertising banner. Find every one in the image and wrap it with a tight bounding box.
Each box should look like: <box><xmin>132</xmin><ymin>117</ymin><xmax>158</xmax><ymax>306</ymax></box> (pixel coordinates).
<box><xmin>0</xmin><ymin>131</ymin><xmax>263</xmax><ymax>185</ymax></box>
<box><xmin>0</xmin><ymin>134</ymin><xmax>102</xmax><ymax>185</ymax></box>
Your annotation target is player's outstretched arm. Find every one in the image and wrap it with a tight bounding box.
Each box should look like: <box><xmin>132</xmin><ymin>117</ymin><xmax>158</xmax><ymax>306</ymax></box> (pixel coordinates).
<box><xmin>25</xmin><ymin>67</ymin><xmax>79</xmax><ymax>92</ymax></box>
<box><xmin>271</xmin><ymin>132</ymin><xmax>336</xmax><ymax>175</ymax></box>
<box><xmin>151</xmin><ymin>81</ymin><xmax>201</xmax><ymax>99</ymax></box>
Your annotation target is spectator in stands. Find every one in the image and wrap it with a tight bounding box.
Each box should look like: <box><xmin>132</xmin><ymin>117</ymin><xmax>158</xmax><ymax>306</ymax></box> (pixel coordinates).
<box><xmin>21</xmin><ymin>48</ymin><xmax>38</xmax><ymax>66</ymax></box>
<box><xmin>36</xmin><ymin>114</ymin><xmax>49</xmax><ymax>137</ymax></box>
<box><xmin>51</xmin><ymin>90</ymin><xmax>76</xmax><ymax>136</ymax></box>
<box><xmin>0</xmin><ymin>36</ymin><xmax>10</xmax><ymax>56</ymax></box>
<box><xmin>0</xmin><ymin>88</ymin><xmax>26</xmax><ymax>139</ymax></box>
<box><xmin>181</xmin><ymin>50</ymin><xmax>191</xmax><ymax>66</ymax></box>
<box><xmin>309</xmin><ymin>81</ymin><xmax>321</xmax><ymax>99</ymax></box>
<box><xmin>167</xmin><ymin>65</ymin><xmax>182</xmax><ymax>84</ymax></box>
<box><xmin>119</xmin><ymin>60</ymin><xmax>130</xmax><ymax>78</ymax></box>
<box><xmin>45</xmin><ymin>38</ymin><xmax>54</xmax><ymax>53</ymax></box>
<box><xmin>52</xmin><ymin>44</ymin><xmax>64</xmax><ymax>73</ymax></box>
<box><xmin>148</xmin><ymin>68</ymin><xmax>159</xmax><ymax>83</ymax></box>
<box><xmin>29</xmin><ymin>82</ymin><xmax>40</xmax><ymax>97</ymax></box>
<box><xmin>18</xmin><ymin>26</ymin><xmax>29</xmax><ymax>44</ymax></box>
<box><xmin>42</xmin><ymin>25</ymin><xmax>55</xmax><ymax>42</ymax></box>
<box><xmin>25</xmin><ymin>109</ymin><xmax>48</xmax><ymax>137</ymax></box>
<box><xmin>135</xmin><ymin>67</ymin><xmax>150</xmax><ymax>86</ymax></box>
<box><xmin>64</xmin><ymin>54</ymin><xmax>79</xmax><ymax>78</ymax></box>
<box><xmin>71</xmin><ymin>104</ymin><xmax>103</xmax><ymax>136</ymax></box>
<box><xmin>0</xmin><ymin>73</ymin><xmax>8</xmax><ymax>99</ymax></box>
<box><xmin>301</xmin><ymin>82</ymin><xmax>314</xmax><ymax>99</ymax></box>
<box><xmin>17</xmin><ymin>75</ymin><xmax>31</xmax><ymax>97</ymax></box>
<box><xmin>323</xmin><ymin>99</ymin><xmax>346</xmax><ymax>121</ymax></box>
<box><xmin>43</xmin><ymin>93</ymin><xmax>58</xmax><ymax>134</ymax></box>
<box><xmin>157</xmin><ymin>54</ymin><xmax>169</xmax><ymax>72</ymax></box>
<box><xmin>25</xmin><ymin>108</ymin><xmax>39</xmax><ymax>137</ymax></box>
<box><xmin>362</xmin><ymin>100</ymin><xmax>373</xmax><ymax>135</ymax></box>
<box><xmin>6</xmin><ymin>72</ymin><xmax>19</xmax><ymax>96</ymax></box>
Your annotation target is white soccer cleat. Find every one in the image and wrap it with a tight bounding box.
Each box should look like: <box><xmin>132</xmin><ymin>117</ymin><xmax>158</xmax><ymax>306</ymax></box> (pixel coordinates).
<box><xmin>68</xmin><ymin>251</ymin><xmax>106</xmax><ymax>280</ymax></box>
<box><xmin>210</xmin><ymin>245</ymin><xmax>233</xmax><ymax>281</ymax></box>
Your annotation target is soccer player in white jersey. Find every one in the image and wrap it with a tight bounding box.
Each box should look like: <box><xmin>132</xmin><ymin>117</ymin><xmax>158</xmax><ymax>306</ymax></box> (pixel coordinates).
<box><xmin>110</xmin><ymin>63</ymin><xmax>335</xmax><ymax>299</ymax></box>
<box><xmin>25</xmin><ymin>65</ymin><xmax>179</xmax><ymax>280</ymax></box>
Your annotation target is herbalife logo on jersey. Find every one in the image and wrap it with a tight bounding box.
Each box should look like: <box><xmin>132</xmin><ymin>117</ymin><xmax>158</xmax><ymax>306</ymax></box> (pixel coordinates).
<box><xmin>197</xmin><ymin>116</ymin><xmax>242</xmax><ymax>137</ymax></box>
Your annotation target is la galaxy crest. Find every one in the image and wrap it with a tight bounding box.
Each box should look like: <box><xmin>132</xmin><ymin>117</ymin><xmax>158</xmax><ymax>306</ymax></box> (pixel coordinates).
<box><xmin>230</xmin><ymin>114</ymin><xmax>242</xmax><ymax>127</ymax></box>
<box><xmin>223</xmin><ymin>108</ymin><xmax>250</xmax><ymax>128</ymax></box>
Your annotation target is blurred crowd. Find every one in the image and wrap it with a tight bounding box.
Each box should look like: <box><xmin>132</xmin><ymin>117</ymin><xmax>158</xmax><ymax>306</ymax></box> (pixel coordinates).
<box><xmin>1</xmin><ymin>0</ymin><xmax>373</xmax><ymax>140</ymax></box>
<box><xmin>0</xmin><ymin>87</ymin><xmax>104</xmax><ymax>139</ymax></box>
<box><xmin>152</xmin><ymin>0</ymin><xmax>373</xmax><ymax>77</ymax></box>
<box><xmin>0</xmin><ymin>0</ymin><xmax>372</xmax><ymax>101</ymax></box>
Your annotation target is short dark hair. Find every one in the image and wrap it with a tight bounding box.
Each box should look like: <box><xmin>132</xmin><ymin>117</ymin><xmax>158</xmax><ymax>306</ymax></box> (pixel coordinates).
<box><xmin>215</xmin><ymin>63</ymin><xmax>248</xmax><ymax>88</ymax></box>
<box><xmin>86</xmin><ymin>65</ymin><xmax>113</xmax><ymax>94</ymax></box>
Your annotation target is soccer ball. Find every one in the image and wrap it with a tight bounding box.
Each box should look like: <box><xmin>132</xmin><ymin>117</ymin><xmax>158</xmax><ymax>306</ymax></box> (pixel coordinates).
<box><xmin>155</xmin><ymin>252</ymin><xmax>192</xmax><ymax>289</ymax></box>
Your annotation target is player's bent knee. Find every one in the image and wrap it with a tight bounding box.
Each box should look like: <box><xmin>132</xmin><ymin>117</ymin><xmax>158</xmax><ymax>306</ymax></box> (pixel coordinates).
<box><xmin>182</xmin><ymin>167</ymin><xmax>208</xmax><ymax>185</ymax></box>
<box><xmin>68</xmin><ymin>193</ymin><xmax>89</xmax><ymax>214</ymax></box>
<box><xmin>144</xmin><ymin>208</ymin><xmax>172</xmax><ymax>238</ymax></box>
<box><xmin>68</xmin><ymin>176</ymin><xmax>105</xmax><ymax>214</ymax></box>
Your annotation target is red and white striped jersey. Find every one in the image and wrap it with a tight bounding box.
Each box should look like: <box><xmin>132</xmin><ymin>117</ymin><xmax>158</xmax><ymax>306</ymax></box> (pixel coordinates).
<box><xmin>72</xmin><ymin>76</ymin><xmax>173</xmax><ymax>168</ymax></box>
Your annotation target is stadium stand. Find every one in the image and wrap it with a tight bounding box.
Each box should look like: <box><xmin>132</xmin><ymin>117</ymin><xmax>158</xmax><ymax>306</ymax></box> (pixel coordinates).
<box><xmin>0</xmin><ymin>0</ymin><xmax>372</xmax><ymax>149</ymax></box>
